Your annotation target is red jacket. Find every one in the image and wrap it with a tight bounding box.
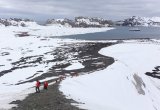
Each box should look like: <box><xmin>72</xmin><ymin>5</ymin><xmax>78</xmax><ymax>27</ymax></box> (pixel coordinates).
<box><xmin>44</xmin><ymin>81</ymin><xmax>48</xmax><ymax>87</ymax></box>
<box><xmin>36</xmin><ymin>81</ymin><xmax>41</xmax><ymax>87</ymax></box>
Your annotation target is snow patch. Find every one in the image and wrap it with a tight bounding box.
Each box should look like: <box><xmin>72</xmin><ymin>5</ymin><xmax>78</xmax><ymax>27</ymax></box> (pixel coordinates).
<box><xmin>65</xmin><ymin>61</ymin><xmax>84</xmax><ymax>70</ymax></box>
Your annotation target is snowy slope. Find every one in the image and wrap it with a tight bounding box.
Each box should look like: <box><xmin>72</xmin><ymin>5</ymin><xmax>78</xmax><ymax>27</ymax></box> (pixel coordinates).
<box><xmin>60</xmin><ymin>40</ymin><xmax>160</xmax><ymax>110</ymax></box>
<box><xmin>0</xmin><ymin>26</ymin><xmax>62</xmax><ymax>109</ymax></box>
<box><xmin>0</xmin><ymin>25</ymin><xmax>113</xmax><ymax>109</ymax></box>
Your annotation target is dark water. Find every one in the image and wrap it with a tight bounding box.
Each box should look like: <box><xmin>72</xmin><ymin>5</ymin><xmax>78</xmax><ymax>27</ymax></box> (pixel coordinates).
<box><xmin>58</xmin><ymin>26</ymin><xmax>160</xmax><ymax>40</ymax></box>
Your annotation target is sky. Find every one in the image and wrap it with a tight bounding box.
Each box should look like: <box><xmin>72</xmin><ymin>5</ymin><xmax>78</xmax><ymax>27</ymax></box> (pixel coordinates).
<box><xmin>0</xmin><ymin>0</ymin><xmax>160</xmax><ymax>22</ymax></box>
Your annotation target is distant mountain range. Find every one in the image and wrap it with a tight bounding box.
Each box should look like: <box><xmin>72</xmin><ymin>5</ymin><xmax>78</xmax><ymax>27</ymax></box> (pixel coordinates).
<box><xmin>1</xmin><ymin>16</ymin><xmax>160</xmax><ymax>27</ymax></box>
<box><xmin>46</xmin><ymin>17</ymin><xmax>114</xmax><ymax>27</ymax></box>
<box><xmin>46</xmin><ymin>16</ymin><xmax>160</xmax><ymax>27</ymax></box>
<box><xmin>116</xmin><ymin>16</ymin><xmax>160</xmax><ymax>26</ymax></box>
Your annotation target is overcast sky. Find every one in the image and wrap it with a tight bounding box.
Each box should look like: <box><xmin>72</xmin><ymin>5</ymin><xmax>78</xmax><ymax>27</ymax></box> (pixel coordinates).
<box><xmin>0</xmin><ymin>0</ymin><xmax>160</xmax><ymax>22</ymax></box>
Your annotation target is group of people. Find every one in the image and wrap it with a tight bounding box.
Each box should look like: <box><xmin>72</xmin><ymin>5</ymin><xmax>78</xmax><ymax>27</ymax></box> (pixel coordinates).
<box><xmin>35</xmin><ymin>80</ymin><xmax>48</xmax><ymax>93</ymax></box>
<box><xmin>35</xmin><ymin>72</ymin><xmax>79</xmax><ymax>93</ymax></box>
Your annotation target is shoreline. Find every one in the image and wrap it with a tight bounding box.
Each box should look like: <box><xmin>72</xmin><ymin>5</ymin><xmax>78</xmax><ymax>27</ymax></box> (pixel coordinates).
<box><xmin>11</xmin><ymin>42</ymin><xmax>115</xmax><ymax>110</ymax></box>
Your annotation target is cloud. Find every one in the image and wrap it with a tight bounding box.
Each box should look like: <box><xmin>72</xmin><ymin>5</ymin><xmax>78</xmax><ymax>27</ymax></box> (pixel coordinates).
<box><xmin>0</xmin><ymin>0</ymin><xmax>160</xmax><ymax>21</ymax></box>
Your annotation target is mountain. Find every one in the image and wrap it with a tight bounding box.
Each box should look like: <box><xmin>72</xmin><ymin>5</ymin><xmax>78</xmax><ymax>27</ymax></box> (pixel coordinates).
<box><xmin>3</xmin><ymin>16</ymin><xmax>160</xmax><ymax>27</ymax></box>
<box><xmin>46</xmin><ymin>17</ymin><xmax>114</xmax><ymax>27</ymax></box>
<box><xmin>46</xmin><ymin>18</ymin><xmax>75</xmax><ymax>27</ymax></box>
<box><xmin>0</xmin><ymin>18</ymin><xmax>38</xmax><ymax>27</ymax></box>
<box><xmin>116</xmin><ymin>16</ymin><xmax>160</xmax><ymax>26</ymax></box>
<box><xmin>75</xmin><ymin>16</ymin><xmax>113</xmax><ymax>27</ymax></box>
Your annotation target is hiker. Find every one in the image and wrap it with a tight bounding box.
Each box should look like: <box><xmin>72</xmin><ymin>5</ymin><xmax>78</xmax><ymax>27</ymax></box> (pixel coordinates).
<box><xmin>43</xmin><ymin>81</ymin><xmax>48</xmax><ymax>90</ymax></box>
<box><xmin>35</xmin><ymin>80</ymin><xmax>41</xmax><ymax>93</ymax></box>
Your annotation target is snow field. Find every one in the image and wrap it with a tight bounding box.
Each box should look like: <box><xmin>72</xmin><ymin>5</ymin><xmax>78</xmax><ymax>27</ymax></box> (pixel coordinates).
<box><xmin>60</xmin><ymin>41</ymin><xmax>160</xmax><ymax>110</ymax></box>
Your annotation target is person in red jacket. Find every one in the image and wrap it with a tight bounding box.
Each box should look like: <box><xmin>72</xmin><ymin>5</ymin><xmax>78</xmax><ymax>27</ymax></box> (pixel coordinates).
<box><xmin>35</xmin><ymin>80</ymin><xmax>41</xmax><ymax>93</ymax></box>
<box><xmin>43</xmin><ymin>81</ymin><xmax>48</xmax><ymax>90</ymax></box>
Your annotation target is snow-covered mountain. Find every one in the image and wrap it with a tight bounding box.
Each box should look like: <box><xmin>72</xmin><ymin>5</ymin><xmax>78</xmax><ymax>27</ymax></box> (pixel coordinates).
<box><xmin>46</xmin><ymin>17</ymin><xmax>113</xmax><ymax>27</ymax></box>
<box><xmin>0</xmin><ymin>18</ymin><xmax>38</xmax><ymax>27</ymax></box>
<box><xmin>116</xmin><ymin>16</ymin><xmax>160</xmax><ymax>27</ymax></box>
<box><xmin>75</xmin><ymin>16</ymin><xmax>113</xmax><ymax>27</ymax></box>
<box><xmin>2</xmin><ymin>16</ymin><xmax>160</xmax><ymax>28</ymax></box>
<box><xmin>46</xmin><ymin>18</ymin><xmax>75</xmax><ymax>27</ymax></box>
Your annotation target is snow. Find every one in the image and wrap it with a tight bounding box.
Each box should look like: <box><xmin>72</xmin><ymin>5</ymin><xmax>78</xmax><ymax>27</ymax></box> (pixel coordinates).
<box><xmin>0</xmin><ymin>25</ymin><xmax>113</xmax><ymax>109</ymax></box>
<box><xmin>60</xmin><ymin>40</ymin><xmax>160</xmax><ymax>110</ymax></box>
<box><xmin>29</xmin><ymin>25</ymin><xmax>114</xmax><ymax>37</ymax></box>
<box><xmin>65</xmin><ymin>61</ymin><xmax>84</xmax><ymax>70</ymax></box>
<box><xmin>76</xmin><ymin>18</ymin><xmax>100</xmax><ymax>25</ymax></box>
